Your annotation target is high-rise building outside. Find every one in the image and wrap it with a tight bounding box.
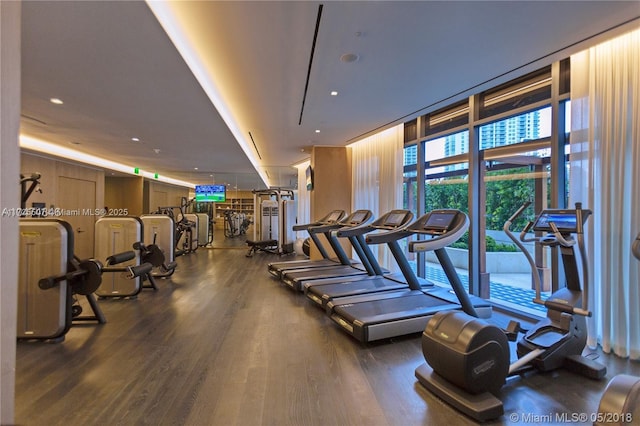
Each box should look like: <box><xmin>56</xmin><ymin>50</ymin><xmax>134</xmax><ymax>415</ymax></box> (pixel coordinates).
<box><xmin>443</xmin><ymin>111</ymin><xmax>541</xmax><ymax>171</ymax></box>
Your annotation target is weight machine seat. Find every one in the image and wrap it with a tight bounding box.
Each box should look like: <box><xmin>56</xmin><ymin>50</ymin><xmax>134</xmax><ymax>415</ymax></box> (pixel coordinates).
<box><xmin>246</xmin><ymin>239</ymin><xmax>278</xmax><ymax>257</ymax></box>
<box><xmin>246</xmin><ymin>239</ymin><xmax>278</xmax><ymax>247</ymax></box>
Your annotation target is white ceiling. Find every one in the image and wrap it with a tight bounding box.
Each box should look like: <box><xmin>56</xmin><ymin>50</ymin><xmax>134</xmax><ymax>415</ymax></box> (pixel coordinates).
<box><xmin>20</xmin><ymin>1</ymin><xmax>639</xmax><ymax>190</ymax></box>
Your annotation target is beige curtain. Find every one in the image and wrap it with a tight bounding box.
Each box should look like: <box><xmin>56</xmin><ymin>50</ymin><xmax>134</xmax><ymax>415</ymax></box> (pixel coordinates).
<box><xmin>570</xmin><ymin>28</ymin><xmax>640</xmax><ymax>359</ymax></box>
<box><xmin>350</xmin><ymin>125</ymin><xmax>404</xmax><ymax>270</ymax></box>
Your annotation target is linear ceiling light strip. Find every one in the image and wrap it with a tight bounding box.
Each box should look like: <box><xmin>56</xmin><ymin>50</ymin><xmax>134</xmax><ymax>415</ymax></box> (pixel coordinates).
<box><xmin>19</xmin><ymin>135</ymin><xmax>196</xmax><ymax>188</ymax></box>
<box><xmin>298</xmin><ymin>4</ymin><xmax>324</xmax><ymax>126</ymax></box>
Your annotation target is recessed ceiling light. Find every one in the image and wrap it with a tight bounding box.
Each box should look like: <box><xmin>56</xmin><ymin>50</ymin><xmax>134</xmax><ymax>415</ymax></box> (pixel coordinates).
<box><xmin>153</xmin><ymin>148</ymin><xmax>160</xmax><ymax>154</ymax></box>
<box><xmin>330</xmin><ymin>91</ymin><xmax>338</xmax><ymax>96</ymax></box>
<box><xmin>209</xmin><ymin>174</ymin><xmax>213</xmax><ymax>177</ymax></box>
<box><xmin>50</xmin><ymin>98</ymin><xmax>64</xmax><ymax>105</ymax></box>
<box><xmin>340</xmin><ymin>53</ymin><xmax>359</xmax><ymax>63</ymax></box>
<box><xmin>315</xmin><ymin>129</ymin><xmax>321</xmax><ymax>133</ymax></box>
<box><xmin>131</xmin><ymin>137</ymin><xmax>140</xmax><ymax>142</ymax></box>
<box><xmin>194</xmin><ymin>167</ymin><xmax>199</xmax><ymax>170</ymax></box>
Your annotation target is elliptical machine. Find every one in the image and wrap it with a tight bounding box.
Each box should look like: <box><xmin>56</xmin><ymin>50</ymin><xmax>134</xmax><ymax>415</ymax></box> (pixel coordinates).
<box><xmin>415</xmin><ymin>202</ymin><xmax>607</xmax><ymax>421</ymax></box>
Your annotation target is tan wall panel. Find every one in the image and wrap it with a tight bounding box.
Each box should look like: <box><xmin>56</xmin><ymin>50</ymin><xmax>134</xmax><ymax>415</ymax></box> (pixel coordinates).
<box><xmin>21</xmin><ymin>153</ymin><xmax>105</xmax><ymax>214</ymax></box>
<box><xmin>21</xmin><ymin>153</ymin><xmax>106</xmax><ymax>258</ymax></box>
<box><xmin>145</xmin><ymin>180</ymin><xmax>189</xmax><ymax>213</ymax></box>
<box><xmin>309</xmin><ymin>146</ymin><xmax>352</xmax><ymax>260</ymax></box>
<box><xmin>105</xmin><ymin>176</ymin><xmax>144</xmax><ymax>216</ymax></box>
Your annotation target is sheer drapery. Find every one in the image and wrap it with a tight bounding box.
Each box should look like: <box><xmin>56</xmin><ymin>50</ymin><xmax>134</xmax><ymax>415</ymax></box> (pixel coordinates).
<box><xmin>350</xmin><ymin>125</ymin><xmax>404</xmax><ymax>270</ymax></box>
<box><xmin>570</xmin><ymin>29</ymin><xmax>640</xmax><ymax>359</ymax></box>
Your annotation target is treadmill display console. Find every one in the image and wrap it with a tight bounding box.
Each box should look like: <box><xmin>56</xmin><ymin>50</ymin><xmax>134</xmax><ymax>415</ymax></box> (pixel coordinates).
<box><xmin>326</xmin><ymin>211</ymin><xmax>343</xmax><ymax>222</ymax></box>
<box><xmin>423</xmin><ymin>212</ymin><xmax>456</xmax><ymax>232</ymax></box>
<box><xmin>533</xmin><ymin>211</ymin><xmax>578</xmax><ymax>232</ymax></box>
<box><xmin>350</xmin><ymin>211</ymin><xmax>367</xmax><ymax>224</ymax></box>
<box><xmin>383</xmin><ymin>213</ymin><xmax>406</xmax><ymax>227</ymax></box>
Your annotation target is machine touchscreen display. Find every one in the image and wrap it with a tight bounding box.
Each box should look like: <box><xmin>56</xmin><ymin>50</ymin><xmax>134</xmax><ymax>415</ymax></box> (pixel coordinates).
<box><xmin>350</xmin><ymin>211</ymin><xmax>367</xmax><ymax>224</ymax></box>
<box><xmin>383</xmin><ymin>213</ymin><xmax>406</xmax><ymax>227</ymax></box>
<box><xmin>423</xmin><ymin>212</ymin><xmax>456</xmax><ymax>231</ymax></box>
<box><xmin>326</xmin><ymin>211</ymin><xmax>342</xmax><ymax>222</ymax></box>
<box><xmin>533</xmin><ymin>212</ymin><xmax>577</xmax><ymax>232</ymax></box>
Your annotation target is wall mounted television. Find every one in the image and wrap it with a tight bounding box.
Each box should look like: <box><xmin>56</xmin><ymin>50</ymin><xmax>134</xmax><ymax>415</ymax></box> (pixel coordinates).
<box><xmin>305</xmin><ymin>165</ymin><xmax>314</xmax><ymax>190</ymax></box>
<box><xmin>195</xmin><ymin>184</ymin><xmax>226</xmax><ymax>203</ymax></box>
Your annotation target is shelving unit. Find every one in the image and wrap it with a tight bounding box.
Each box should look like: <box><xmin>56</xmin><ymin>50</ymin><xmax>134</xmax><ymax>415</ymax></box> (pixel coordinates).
<box><xmin>215</xmin><ymin>198</ymin><xmax>254</xmax><ymax>215</ymax></box>
<box><xmin>213</xmin><ymin>191</ymin><xmax>254</xmax><ymax>229</ymax></box>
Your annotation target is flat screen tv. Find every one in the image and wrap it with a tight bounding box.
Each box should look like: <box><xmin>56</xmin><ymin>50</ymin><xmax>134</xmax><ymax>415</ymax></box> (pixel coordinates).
<box><xmin>195</xmin><ymin>184</ymin><xmax>226</xmax><ymax>203</ymax></box>
<box><xmin>305</xmin><ymin>165</ymin><xmax>314</xmax><ymax>190</ymax></box>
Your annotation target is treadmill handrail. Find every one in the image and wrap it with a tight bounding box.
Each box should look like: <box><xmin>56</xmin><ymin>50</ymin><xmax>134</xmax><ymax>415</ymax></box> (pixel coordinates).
<box><xmin>291</xmin><ymin>209</ymin><xmax>346</xmax><ymax>232</ymax></box>
<box><xmin>334</xmin><ymin>215</ymin><xmax>388</xmax><ymax>238</ymax></box>
<box><xmin>313</xmin><ymin>209</ymin><xmax>374</xmax><ymax>234</ymax></box>
<box><xmin>308</xmin><ymin>222</ymin><xmax>353</xmax><ymax>234</ymax></box>
<box><xmin>366</xmin><ymin>228</ymin><xmax>414</xmax><ymax>245</ymax></box>
<box><xmin>359</xmin><ymin>210</ymin><xmax>415</xmax><ymax>244</ymax></box>
<box><xmin>308</xmin><ymin>210</ymin><xmax>375</xmax><ymax>266</ymax></box>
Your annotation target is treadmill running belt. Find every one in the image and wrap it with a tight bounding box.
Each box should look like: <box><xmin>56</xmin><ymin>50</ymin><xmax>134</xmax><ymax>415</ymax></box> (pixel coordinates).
<box><xmin>308</xmin><ymin>277</ymin><xmax>405</xmax><ymax>299</ymax></box>
<box><xmin>333</xmin><ymin>292</ymin><xmax>460</xmax><ymax>324</ymax></box>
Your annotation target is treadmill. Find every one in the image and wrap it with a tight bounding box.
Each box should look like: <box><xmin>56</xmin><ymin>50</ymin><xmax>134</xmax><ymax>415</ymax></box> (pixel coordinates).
<box><xmin>328</xmin><ymin>209</ymin><xmax>492</xmax><ymax>343</ymax></box>
<box><xmin>280</xmin><ymin>210</ymin><xmax>378</xmax><ymax>291</ymax></box>
<box><xmin>267</xmin><ymin>209</ymin><xmax>346</xmax><ymax>278</ymax></box>
<box><xmin>304</xmin><ymin>209</ymin><xmax>426</xmax><ymax>309</ymax></box>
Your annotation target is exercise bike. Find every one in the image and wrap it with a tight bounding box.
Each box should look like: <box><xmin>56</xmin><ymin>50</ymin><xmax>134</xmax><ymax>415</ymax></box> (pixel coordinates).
<box><xmin>415</xmin><ymin>202</ymin><xmax>606</xmax><ymax>421</ymax></box>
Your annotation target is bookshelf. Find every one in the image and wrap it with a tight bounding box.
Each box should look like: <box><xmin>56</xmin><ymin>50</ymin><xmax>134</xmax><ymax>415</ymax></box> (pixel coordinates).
<box><xmin>214</xmin><ymin>191</ymin><xmax>254</xmax><ymax>228</ymax></box>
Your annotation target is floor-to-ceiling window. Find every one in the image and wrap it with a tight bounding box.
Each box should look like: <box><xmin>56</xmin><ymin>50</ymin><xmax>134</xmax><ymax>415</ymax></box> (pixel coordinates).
<box><xmin>423</xmin><ymin>130</ymin><xmax>470</xmax><ymax>287</ymax></box>
<box><xmin>403</xmin><ymin>61</ymin><xmax>571</xmax><ymax>317</ymax></box>
<box><xmin>479</xmin><ymin>108</ymin><xmax>552</xmax><ymax>314</ymax></box>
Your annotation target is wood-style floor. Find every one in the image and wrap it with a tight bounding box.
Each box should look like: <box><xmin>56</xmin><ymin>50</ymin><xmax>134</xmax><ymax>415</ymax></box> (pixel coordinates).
<box><xmin>15</xmin><ymin>232</ymin><xmax>640</xmax><ymax>426</ymax></box>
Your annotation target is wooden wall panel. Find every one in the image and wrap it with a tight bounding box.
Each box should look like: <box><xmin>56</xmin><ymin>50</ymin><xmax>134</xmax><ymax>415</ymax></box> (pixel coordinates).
<box><xmin>105</xmin><ymin>176</ymin><xmax>144</xmax><ymax>216</ymax></box>
<box><xmin>145</xmin><ymin>180</ymin><xmax>189</xmax><ymax>213</ymax></box>
<box><xmin>21</xmin><ymin>153</ymin><xmax>105</xmax><ymax>213</ymax></box>
<box><xmin>309</xmin><ymin>146</ymin><xmax>352</xmax><ymax>260</ymax></box>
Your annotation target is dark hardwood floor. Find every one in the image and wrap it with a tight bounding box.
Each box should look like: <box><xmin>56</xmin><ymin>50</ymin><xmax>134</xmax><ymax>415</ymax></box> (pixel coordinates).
<box><xmin>15</xmin><ymin>232</ymin><xmax>640</xmax><ymax>425</ymax></box>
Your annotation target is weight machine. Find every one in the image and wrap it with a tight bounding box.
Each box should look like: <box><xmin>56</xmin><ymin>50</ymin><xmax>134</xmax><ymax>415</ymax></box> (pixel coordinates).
<box><xmin>20</xmin><ymin>173</ymin><xmax>42</xmax><ymax>211</ymax></box>
<box><xmin>246</xmin><ymin>188</ymin><xmax>296</xmax><ymax>257</ymax></box>
<box><xmin>94</xmin><ymin>217</ymin><xmax>159</xmax><ymax>297</ymax></box>
<box><xmin>19</xmin><ymin>218</ymin><xmax>151</xmax><ymax>342</ymax></box>
<box><xmin>139</xmin><ymin>214</ymin><xmax>178</xmax><ymax>278</ymax></box>
<box><xmin>153</xmin><ymin>197</ymin><xmax>197</xmax><ymax>256</ymax></box>
<box><xmin>224</xmin><ymin>210</ymin><xmax>251</xmax><ymax>238</ymax></box>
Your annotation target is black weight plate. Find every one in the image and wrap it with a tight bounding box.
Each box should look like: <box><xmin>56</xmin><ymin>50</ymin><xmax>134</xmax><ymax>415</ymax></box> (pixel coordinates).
<box><xmin>73</xmin><ymin>259</ymin><xmax>103</xmax><ymax>295</ymax></box>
